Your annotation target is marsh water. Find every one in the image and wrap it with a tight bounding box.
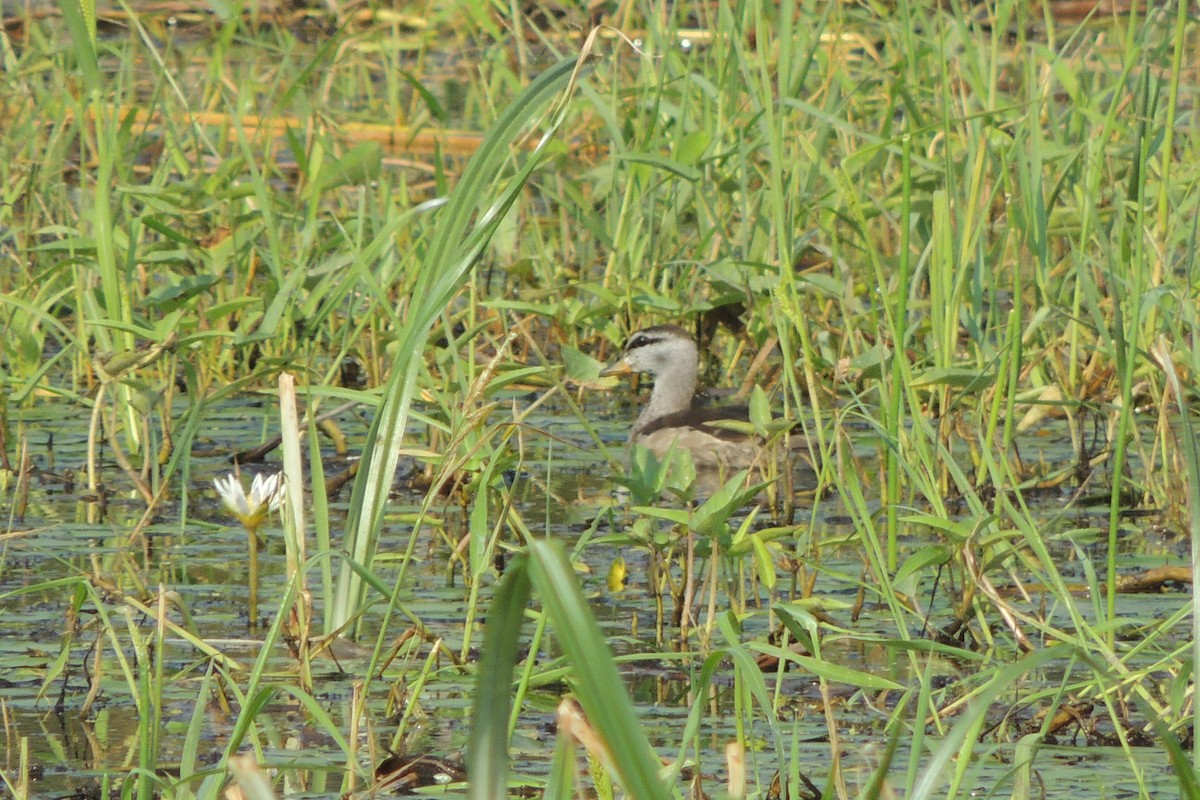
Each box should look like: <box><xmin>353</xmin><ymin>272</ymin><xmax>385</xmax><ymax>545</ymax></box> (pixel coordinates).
<box><xmin>1</xmin><ymin>388</ymin><xmax>1192</xmax><ymax>798</ymax></box>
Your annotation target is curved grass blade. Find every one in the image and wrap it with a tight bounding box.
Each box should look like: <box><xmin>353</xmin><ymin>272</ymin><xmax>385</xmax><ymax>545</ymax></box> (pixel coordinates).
<box><xmin>466</xmin><ymin>558</ymin><xmax>532</xmax><ymax>800</ymax></box>
<box><xmin>332</xmin><ymin>55</ymin><xmax>584</xmax><ymax>635</ymax></box>
<box><xmin>526</xmin><ymin>538</ymin><xmax>671</xmax><ymax>800</ymax></box>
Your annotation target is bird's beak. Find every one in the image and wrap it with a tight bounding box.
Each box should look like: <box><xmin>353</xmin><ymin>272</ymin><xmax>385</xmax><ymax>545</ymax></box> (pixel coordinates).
<box><xmin>600</xmin><ymin>359</ymin><xmax>633</xmax><ymax>378</ymax></box>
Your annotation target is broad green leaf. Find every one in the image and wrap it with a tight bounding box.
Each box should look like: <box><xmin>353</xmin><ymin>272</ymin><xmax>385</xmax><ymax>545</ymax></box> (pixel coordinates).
<box><xmin>674</xmin><ymin>130</ymin><xmax>711</xmax><ymax>164</ymax></box>
<box><xmin>561</xmin><ymin>344</ymin><xmax>605</xmax><ymax>384</ymax></box>
<box><xmin>894</xmin><ymin>545</ymin><xmax>954</xmax><ymax>585</ymax></box>
<box><xmin>749</xmin><ymin>385</ymin><xmax>772</xmax><ymax>432</ymax></box>
<box><xmin>751</xmin><ymin>535</ymin><xmax>777</xmax><ymax>589</ymax></box>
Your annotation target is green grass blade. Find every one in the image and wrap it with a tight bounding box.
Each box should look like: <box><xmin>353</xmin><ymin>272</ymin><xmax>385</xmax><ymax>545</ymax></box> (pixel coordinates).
<box><xmin>332</xmin><ymin>56</ymin><xmax>581</xmax><ymax>635</ymax></box>
<box><xmin>466</xmin><ymin>558</ymin><xmax>532</xmax><ymax>800</ymax></box>
<box><xmin>526</xmin><ymin>538</ymin><xmax>671</xmax><ymax>800</ymax></box>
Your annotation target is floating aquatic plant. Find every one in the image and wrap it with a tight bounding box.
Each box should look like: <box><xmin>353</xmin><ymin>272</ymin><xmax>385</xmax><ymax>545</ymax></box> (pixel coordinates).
<box><xmin>214</xmin><ymin>471</ymin><xmax>286</xmax><ymax>627</ymax></box>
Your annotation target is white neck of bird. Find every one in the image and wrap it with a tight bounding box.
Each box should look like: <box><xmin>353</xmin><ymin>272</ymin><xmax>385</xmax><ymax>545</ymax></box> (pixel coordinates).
<box><xmin>633</xmin><ymin>353</ymin><xmax>698</xmax><ymax>436</ymax></box>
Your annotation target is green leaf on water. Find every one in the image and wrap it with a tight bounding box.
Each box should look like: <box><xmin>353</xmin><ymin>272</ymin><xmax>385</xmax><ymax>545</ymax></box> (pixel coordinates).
<box><xmin>894</xmin><ymin>545</ymin><xmax>954</xmax><ymax>585</ymax></box>
<box><xmin>773</xmin><ymin>602</ymin><xmax>819</xmax><ymax>657</ymax></box>
<box><xmin>849</xmin><ymin>343</ymin><xmax>892</xmax><ymax>379</ymax></box>
<box><xmin>751</xmin><ymin>535</ymin><xmax>777</xmax><ymax>590</ymax></box>
<box><xmin>749</xmin><ymin>385</ymin><xmax>772</xmax><ymax>432</ymax></box>
<box><xmin>561</xmin><ymin>344</ymin><xmax>605</xmax><ymax>384</ymax></box>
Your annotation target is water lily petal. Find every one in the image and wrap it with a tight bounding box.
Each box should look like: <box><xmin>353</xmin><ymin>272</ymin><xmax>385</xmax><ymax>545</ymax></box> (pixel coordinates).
<box><xmin>213</xmin><ymin>474</ymin><xmax>251</xmax><ymax>517</ymax></box>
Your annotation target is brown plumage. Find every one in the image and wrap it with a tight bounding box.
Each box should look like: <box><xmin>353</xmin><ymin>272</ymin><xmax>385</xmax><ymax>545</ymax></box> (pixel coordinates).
<box><xmin>601</xmin><ymin>325</ymin><xmax>767</xmax><ymax>469</ymax></box>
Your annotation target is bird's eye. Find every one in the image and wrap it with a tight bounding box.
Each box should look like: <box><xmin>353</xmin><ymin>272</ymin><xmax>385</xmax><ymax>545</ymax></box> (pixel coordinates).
<box><xmin>629</xmin><ymin>334</ymin><xmax>648</xmax><ymax>349</ymax></box>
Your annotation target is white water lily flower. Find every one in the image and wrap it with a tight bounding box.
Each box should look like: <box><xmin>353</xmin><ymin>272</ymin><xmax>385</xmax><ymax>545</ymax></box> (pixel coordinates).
<box><xmin>213</xmin><ymin>471</ymin><xmax>286</xmax><ymax>530</ymax></box>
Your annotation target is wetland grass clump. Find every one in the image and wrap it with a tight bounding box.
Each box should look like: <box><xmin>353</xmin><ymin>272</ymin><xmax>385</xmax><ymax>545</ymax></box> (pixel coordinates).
<box><xmin>0</xmin><ymin>0</ymin><xmax>1198</xmax><ymax>797</ymax></box>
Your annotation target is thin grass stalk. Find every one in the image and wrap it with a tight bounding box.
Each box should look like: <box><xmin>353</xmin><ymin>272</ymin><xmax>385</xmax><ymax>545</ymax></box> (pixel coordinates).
<box><xmin>902</xmin><ymin>666</ymin><xmax>934</xmax><ymax>795</ymax></box>
<box><xmin>358</xmin><ymin>451</ymin><xmax>479</xmax><ymax>706</ymax></box>
<box><xmin>728</xmin><ymin>663</ymin><xmax>751</xmax><ymax>792</ymax></box>
<box><xmin>882</xmin><ymin>134</ymin><xmax>914</xmax><ymax>571</ymax></box>
<box><xmin>225</xmin><ymin>111</ymin><xmax>287</xmax><ymax>294</ymax></box>
<box><xmin>387</xmin><ymin>643</ymin><xmax>445</xmax><ymax>759</ymax></box>
<box><xmin>997</xmin><ymin>261</ymin><xmax>1023</xmax><ymax>464</ymax></box>
<box><xmin>1154</xmin><ymin>1</ymin><xmax>1188</xmax><ymax>265</ymax></box>
<box><xmin>599</xmin><ymin>166</ymin><xmax>643</xmax><ymax>295</ymax></box>
<box><xmin>175</xmin><ymin>663</ymin><xmax>219</xmax><ymax>800</ymax></box>
<box><xmin>543</xmin><ymin>725</ymin><xmax>577</xmax><ymax>800</ymax></box>
<box><xmin>664</xmin><ymin>648</ymin><xmax>732</xmax><ymax>786</ymax></box>
<box><xmin>246</xmin><ymin>527</ymin><xmax>260</xmax><ymax>627</ymax></box>
<box><xmin>460</xmin><ymin>454</ymin><xmax>516</xmax><ymax>661</ymax></box>
<box><xmin>835</xmin><ymin>417</ymin><xmax>907</xmax><ymax>629</ymax></box>
<box><xmin>213</xmin><ymin>573</ymin><xmax>313</xmax><ymax>768</ymax></box>
<box><xmin>466</xmin><ymin>556</ymin><xmax>532</xmax><ymax>800</ymax></box>
<box><xmin>508</xmin><ymin>601</ymin><xmax>549</xmax><ymax>737</ymax></box>
<box><xmin>150</xmin><ymin>588</ymin><xmax>168</xmax><ymax>800</ymax></box>
<box><xmin>715</xmin><ymin>612</ymin><xmax>793</xmax><ymax>786</ymax></box>
<box><xmin>1104</xmin><ymin>69</ymin><xmax>1153</xmax><ymax>636</ymax></box>
<box><xmin>999</xmin><ymin>497</ymin><xmax>1174</xmax><ymax>728</ymax></box>
<box><xmin>1142</xmin><ymin>696</ymin><xmax>1200</xmax><ymax>796</ymax></box>
<box><xmin>305</xmin><ymin>411</ymin><xmax>334</xmax><ymax>637</ymax></box>
<box><xmin>979</xmin><ymin>305</ymin><xmax>1022</xmax><ymax>497</ymax></box>
<box><xmin>1153</xmin><ymin>339</ymin><xmax>1200</xmax><ymax>768</ymax></box>
<box><xmin>2</xmin><ymin>737</ymin><xmax>29</xmax><ymax>800</ymax></box>
<box><xmin>750</xmin><ymin>0</ymin><xmax>790</xmax><ymax>274</ymax></box>
<box><xmin>124</xmin><ymin>597</ymin><xmax>162</xmax><ymax>800</ymax></box>
<box><xmin>197</xmin><ymin>609</ymin><xmax>352</xmax><ymax>796</ymax></box>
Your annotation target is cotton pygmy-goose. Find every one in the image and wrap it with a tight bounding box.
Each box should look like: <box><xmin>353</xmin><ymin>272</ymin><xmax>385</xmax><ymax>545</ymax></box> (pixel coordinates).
<box><xmin>601</xmin><ymin>324</ymin><xmax>788</xmax><ymax>470</ymax></box>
